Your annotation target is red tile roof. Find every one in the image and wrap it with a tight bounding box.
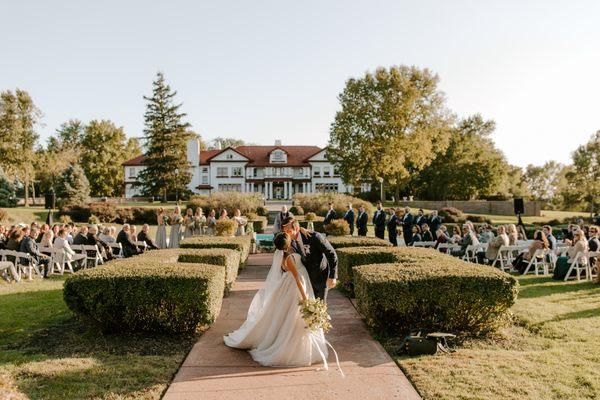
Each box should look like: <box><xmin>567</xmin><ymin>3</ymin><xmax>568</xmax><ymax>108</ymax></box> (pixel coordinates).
<box><xmin>122</xmin><ymin>155</ymin><xmax>146</xmax><ymax>166</ymax></box>
<box><xmin>199</xmin><ymin>150</ymin><xmax>222</xmax><ymax>165</ymax></box>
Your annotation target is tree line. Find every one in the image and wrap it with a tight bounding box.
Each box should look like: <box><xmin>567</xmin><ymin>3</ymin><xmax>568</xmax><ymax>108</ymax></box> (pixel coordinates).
<box><xmin>327</xmin><ymin>65</ymin><xmax>599</xmax><ymax>213</ymax></box>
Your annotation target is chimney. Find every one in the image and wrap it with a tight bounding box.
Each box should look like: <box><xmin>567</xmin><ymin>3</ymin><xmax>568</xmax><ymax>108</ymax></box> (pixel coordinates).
<box><xmin>215</xmin><ymin>140</ymin><xmax>222</xmax><ymax>150</ymax></box>
<box><xmin>274</xmin><ymin>139</ymin><xmax>282</xmax><ymax>146</ymax></box>
<box><xmin>187</xmin><ymin>138</ymin><xmax>200</xmax><ymax>166</ymax></box>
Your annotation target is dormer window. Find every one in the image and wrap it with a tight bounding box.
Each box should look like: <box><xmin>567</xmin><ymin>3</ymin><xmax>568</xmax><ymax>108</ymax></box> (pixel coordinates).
<box><xmin>226</xmin><ymin>154</ymin><xmax>233</xmax><ymax>159</ymax></box>
<box><xmin>270</xmin><ymin>149</ymin><xmax>287</xmax><ymax>163</ymax></box>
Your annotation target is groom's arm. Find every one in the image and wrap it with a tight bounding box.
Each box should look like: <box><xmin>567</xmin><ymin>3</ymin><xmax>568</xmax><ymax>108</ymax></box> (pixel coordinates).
<box><xmin>315</xmin><ymin>233</ymin><xmax>338</xmax><ymax>279</ymax></box>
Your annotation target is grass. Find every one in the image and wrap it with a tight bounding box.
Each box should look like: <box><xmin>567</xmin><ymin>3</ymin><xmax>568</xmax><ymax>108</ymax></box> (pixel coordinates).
<box><xmin>394</xmin><ymin>275</ymin><xmax>600</xmax><ymax>400</ymax></box>
<box><xmin>0</xmin><ymin>276</ymin><xmax>197</xmax><ymax>399</ymax></box>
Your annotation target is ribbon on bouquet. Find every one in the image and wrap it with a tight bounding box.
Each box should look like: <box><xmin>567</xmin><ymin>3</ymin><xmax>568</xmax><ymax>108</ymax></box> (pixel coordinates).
<box><xmin>309</xmin><ymin>333</ymin><xmax>345</xmax><ymax>378</ymax></box>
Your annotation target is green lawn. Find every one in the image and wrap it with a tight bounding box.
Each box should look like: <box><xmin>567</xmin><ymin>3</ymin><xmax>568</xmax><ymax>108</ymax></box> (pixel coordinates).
<box><xmin>395</xmin><ymin>275</ymin><xmax>600</xmax><ymax>400</ymax></box>
<box><xmin>0</xmin><ymin>277</ymin><xmax>197</xmax><ymax>400</ymax></box>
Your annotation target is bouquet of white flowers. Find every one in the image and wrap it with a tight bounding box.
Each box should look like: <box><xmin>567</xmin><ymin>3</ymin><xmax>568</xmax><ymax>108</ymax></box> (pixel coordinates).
<box><xmin>162</xmin><ymin>215</ymin><xmax>170</xmax><ymax>225</ymax></box>
<box><xmin>172</xmin><ymin>215</ymin><xmax>183</xmax><ymax>224</ymax></box>
<box><xmin>298</xmin><ymin>298</ymin><xmax>332</xmax><ymax>333</ymax></box>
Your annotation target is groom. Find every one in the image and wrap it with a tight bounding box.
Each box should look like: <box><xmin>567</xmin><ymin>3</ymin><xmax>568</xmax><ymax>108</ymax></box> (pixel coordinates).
<box><xmin>281</xmin><ymin>216</ymin><xmax>338</xmax><ymax>300</ymax></box>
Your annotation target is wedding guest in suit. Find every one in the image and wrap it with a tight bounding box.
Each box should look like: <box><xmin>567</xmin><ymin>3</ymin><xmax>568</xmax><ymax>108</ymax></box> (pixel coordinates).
<box><xmin>421</xmin><ymin>223</ymin><xmax>434</xmax><ymax>242</ymax></box>
<box><xmin>451</xmin><ymin>225</ymin><xmax>480</xmax><ymax>257</ymax></box>
<box><xmin>99</xmin><ymin>227</ymin><xmax>116</xmax><ymax>244</ymax></box>
<box><xmin>87</xmin><ymin>224</ymin><xmax>113</xmax><ymax>261</ymax></box>
<box><xmin>401</xmin><ymin>207</ymin><xmax>414</xmax><ymax>247</ymax></box>
<box><xmin>373</xmin><ymin>202</ymin><xmax>386</xmax><ymax>239</ymax></box>
<box><xmin>72</xmin><ymin>226</ymin><xmax>88</xmax><ymax>245</ymax></box>
<box><xmin>387</xmin><ymin>208</ymin><xmax>399</xmax><ymax>246</ymax></box>
<box><xmin>414</xmin><ymin>209</ymin><xmax>426</xmax><ymax>228</ymax></box>
<box><xmin>428</xmin><ymin>210</ymin><xmax>442</xmax><ymax>236</ymax></box>
<box><xmin>117</xmin><ymin>224</ymin><xmax>139</xmax><ymax>258</ymax></box>
<box><xmin>138</xmin><ymin>223</ymin><xmax>159</xmax><ymax>250</ymax></box>
<box><xmin>588</xmin><ymin>225</ymin><xmax>599</xmax><ymax>252</ymax></box>
<box><xmin>343</xmin><ymin>203</ymin><xmax>355</xmax><ymax>235</ymax></box>
<box><xmin>19</xmin><ymin>228</ymin><xmax>50</xmax><ymax>278</ymax></box>
<box><xmin>323</xmin><ymin>203</ymin><xmax>337</xmax><ymax>226</ymax></box>
<box><xmin>543</xmin><ymin>225</ymin><xmax>557</xmax><ymax>250</ymax></box>
<box><xmin>273</xmin><ymin>205</ymin><xmax>293</xmax><ymax>233</ymax></box>
<box><xmin>356</xmin><ymin>205</ymin><xmax>368</xmax><ymax>236</ymax></box>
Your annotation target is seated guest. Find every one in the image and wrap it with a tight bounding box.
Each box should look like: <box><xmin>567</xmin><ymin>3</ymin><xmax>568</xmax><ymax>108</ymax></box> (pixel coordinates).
<box><xmin>130</xmin><ymin>225</ymin><xmax>139</xmax><ymax>242</ymax></box>
<box><xmin>434</xmin><ymin>225</ymin><xmax>450</xmax><ymax>251</ymax></box>
<box><xmin>218</xmin><ymin>209</ymin><xmax>229</xmax><ymax>220</ymax></box>
<box><xmin>6</xmin><ymin>229</ymin><xmax>24</xmax><ymax>251</ymax></box>
<box><xmin>0</xmin><ymin>225</ymin><xmax>7</xmax><ymax>246</ymax></box>
<box><xmin>479</xmin><ymin>224</ymin><xmax>495</xmax><ymax>243</ymax></box>
<box><xmin>408</xmin><ymin>225</ymin><xmax>422</xmax><ymax>246</ymax></box>
<box><xmin>72</xmin><ymin>226</ymin><xmax>88</xmax><ymax>245</ymax></box>
<box><xmin>588</xmin><ymin>225</ymin><xmax>599</xmax><ymax>252</ymax></box>
<box><xmin>117</xmin><ymin>224</ymin><xmax>139</xmax><ymax>258</ymax></box>
<box><xmin>421</xmin><ymin>223</ymin><xmax>434</xmax><ymax>242</ymax></box>
<box><xmin>99</xmin><ymin>227</ymin><xmax>115</xmax><ymax>243</ymax></box>
<box><xmin>19</xmin><ymin>227</ymin><xmax>50</xmax><ymax>278</ymax></box>
<box><xmin>554</xmin><ymin>230</ymin><xmax>589</xmax><ymax>280</ymax></box>
<box><xmin>87</xmin><ymin>224</ymin><xmax>113</xmax><ymax>261</ymax></box>
<box><xmin>36</xmin><ymin>224</ymin><xmax>50</xmax><ymax>243</ymax></box>
<box><xmin>506</xmin><ymin>224</ymin><xmax>519</xmax><ymax>245</ymax></box>
<box><xmin>513</xmin><ymin>230</ymin><xmax>548</xmax><ymax>274</ymax></box>
<box><xmin>450</xmin><ymin>226</ymin><xmax>462</xmax><ymax>243</ymax></box>
<box><xmin>517</xmin><ymin>225</ymin><xmax>528</xmax><ymax>240</ymax></box>
<box><xmin>451</xmin><ymin>225</ymin><xmax>480</xmax><ymax>257</ymax></box>
<box><xmin>39</xmin><ymin>230</ymin><xmax>54</xmax><ymax>249</ymax></box>
<box><xmin>356</xmin><ymin>205</ymin><xmax>368</xmax><ymax>236</ymax></box>
<box><xmin>479</xmin><ymin>225</ymin><xmax>509</xmax><ymax>264</ymax></box>
<box><xmin>543</xmin><ymin>225</ymin><xmax>557</xmax><ymax>250</ymax></box>
<box><xmin>51</xmin><ymin>225</ymin><xmax>60</xmax><ymax>242</ymax></box>
<box><xmin>54</xmin><ymin>228</ymin><xmax>86</xmax><ymax>267</ymax></box>
<box><xmin>138</xmin><ymin>224</ymin><xmax>159</xmax><ymax>250</ymax></box>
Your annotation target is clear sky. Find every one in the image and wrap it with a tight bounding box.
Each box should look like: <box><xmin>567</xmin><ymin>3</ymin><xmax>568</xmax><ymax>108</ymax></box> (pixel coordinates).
<box><xmin>2</xmin><ymin>0</ymin><xmax>599</xmax><ymax>167</ymax></box>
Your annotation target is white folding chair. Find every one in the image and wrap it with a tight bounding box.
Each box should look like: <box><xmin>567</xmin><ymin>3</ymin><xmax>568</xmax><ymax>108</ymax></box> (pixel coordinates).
<box><xmin>523</xmin><ymin>249</ymin><xmax>549</xmax><ymax>275</ymax></box>
<box><xmin>135</xmin><ymin>241</ymin><xmax>148</xmax><ymax>253</ymax></box>
<box><xmin>588</xmin><ymin>251</ymin><xmax>600</xmax><ymax>280</ymax></box>
<box><xmin>462</xmin><ymin>244</ymin><xmax>480</xmax><ymax>262</ymax></box>
<box><xmin>48</xmin><ymin>248</ymin><xmax>74</xmax><ymax>275</ymax></box>
<box><xmin>412</xmin><ymin>241</ymin><xmax>436</xmax><ymax>248</ymax></box>
<box><xmin>564</xmin><ymin>251</ymin><xmax>589</xmax><ymax>281</ymax></box>
<box><xmin>491</xmin><ymin>245</ymin><xmax>515</xmax><ymax>272</ymax></box>
<box><xmin>80</xmin><ymin>244</ymin><xmax>101</xmax><ymax>268</ymax></box>
<box><xmin>109</xmin><ymin>242</ymin><xmax>124</xmax><ymax>258</ymax></box>
<box><xmin>0</xmin><ymin>260</ymin><xmax>20</xmax><ymax>282</ymax></box>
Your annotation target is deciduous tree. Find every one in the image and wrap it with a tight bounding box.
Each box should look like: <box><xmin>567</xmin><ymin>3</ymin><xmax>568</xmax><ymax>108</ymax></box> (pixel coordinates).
<box><xmin>564</xmin><ymin>131</ymin><xmax>600</xmax><ymax>215</ymax></box>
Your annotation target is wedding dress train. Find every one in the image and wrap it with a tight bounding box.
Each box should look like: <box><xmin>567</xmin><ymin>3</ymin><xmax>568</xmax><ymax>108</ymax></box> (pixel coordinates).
<box><xmin>224</xmin><ymin>252</ymin><xmax>329</xmax><ymax>367</ymax></box>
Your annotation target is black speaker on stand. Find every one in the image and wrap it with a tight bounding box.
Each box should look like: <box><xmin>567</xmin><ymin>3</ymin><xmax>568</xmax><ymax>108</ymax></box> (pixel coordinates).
<box><xmin>514</xmin><ymin>198</ymin><xmax>525</xmax><ymax>227</ymax></box>
<box><xmin>45</xmin><ymin>189</ymin><xmax>56</xmax><ymax>225</ymax></box>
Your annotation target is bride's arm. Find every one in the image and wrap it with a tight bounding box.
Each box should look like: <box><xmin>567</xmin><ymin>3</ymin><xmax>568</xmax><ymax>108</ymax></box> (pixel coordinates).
<box><xmin>283</xmin><ymin>255</ymin><xmax>308</xmax><ymax>302</ymax></box>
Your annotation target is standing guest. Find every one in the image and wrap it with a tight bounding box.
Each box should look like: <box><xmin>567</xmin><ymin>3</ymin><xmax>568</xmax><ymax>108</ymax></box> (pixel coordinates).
<box><xmin>138</xmin><ymin>224</ymin><xmax>159</xmax><ymax>249</ymax></box>
<box><xmin>481</xmin><ymin>225</ymin><xmax>509</xmax><ymax>264</ymax></box>
<box><xmin>169</xmin><ymin>206</ymin><xmax>183</xmax><ymax>248</ymax></box>
<box><xmin>117</xmin><ymin>224</ymin><xmax>139</xmax><ymax>258</ymax></box>
<box><xmin>130</xmin><ymin>225</ymin><xmax>139</xmax><ymax>242</ymax></box>
<box><xmin>54</xmin><ymin>227</ymin><xmax>87</xmax><ymax>267</ymax></box>
<box><xmin>156</xmin><ymin>207</ymin><xmax>168</xmax><ymax>249</ymax></box>
<box><xmin>323</xmin><ymin>203</ymin><xmax>337</xmax><ymax>226</ymax></box>
<box><xmin>206</xmin><ymin>209</ymin><xmax>217</xmax><ymax>235</ymax></box>
<box><xmin>408</xmin><ymin>225</ymin><xmax>422</xmax><ymax>246</ymax></box>
<box><xmin>193</xmin><ymin>208</ymin><xmax>206</xmax><ymax>236</ymax></box>
<box><xmin>401</xmin><ymin>207</ymin><xmax>414</xmax><ymax>248</ymax></box>
<box><xmin>356</xmin><ymin>205</ymin><xmax>368</xmax><ymax>236</ymax></box>
<box><xmin>6</xmin><ymin>229</ymin><xmax>24</xmax><ymax>251</ymax></box>
<box><xmin>414</xmin><ymin>209</ymin><xmax>426</xmax><ymax>228</ymax></box>
<box><xmin>183</xmin><ymin>208</ymin><xmax>195</xmax><ymax>238</ymax></box>
<box><xmin>273</xmin><ymin>205</ymin><xmax>293</xmax><ymax>233</ymax></box>
<box><xmin>233</xmin><ymin>209</ymin><xmax>247</xmax><ymax>236</ymax></box>
<box><xmin>428</xmin><ymin>210</ymin><xmax>443</xmax><ymax>236</ymax></box>
<box><xmin>343</xmin><ymin>203</ymin><xmax>355</xmax><ymax>235</ymax></box>
<box><xmin>543</xmin><ymin>225</ymin><xmax>557</xmax><ymax>250</ymax></box>
<box><xmin>219</xmin><ymin>209</ymin><xmax>229</xmax><ymax>220</ymax></box>
<box><xmin>387</xmin><ymin>208</ymin><xmax>399</xmax><ymax>246</ymax></box>
<box><xmin>506</xmin><ymin>224</ymin><xmax>519</xmax><ymax>245</ymax></box>
<box><xmin>39</xmin><ymin>230</ymin><xmax>54</xmax><ymax>248</ymax></box>
<box><xmin>421</xmin><ymin>223</ymin><xmax>434</xmax><ymax>242</ymax></box>
<box><xmin>513</xmin><ymin>230</ymin><xmax>548</xmax><ymax>273</ymax></box>
<box><xmin>373</xmin><ymin>202</ymin><xmax>386</xmax><ymax>239</ymax></box>
<box><xmin>19</xmin><ymin>227</ymin><xmax>50</xmax><ymax>278</ymax></box>
<box><xmin>73</xmin><ymin>226</ymin><xmax>88</xmax><ymax>245</ymax></box>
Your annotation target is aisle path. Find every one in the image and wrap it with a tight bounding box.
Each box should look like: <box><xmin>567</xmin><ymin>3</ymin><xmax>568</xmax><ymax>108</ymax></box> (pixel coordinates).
<box><xmin>163</xmin><ymin>252</ymin><xmax>421</xmax><ymax>400</ymax></box>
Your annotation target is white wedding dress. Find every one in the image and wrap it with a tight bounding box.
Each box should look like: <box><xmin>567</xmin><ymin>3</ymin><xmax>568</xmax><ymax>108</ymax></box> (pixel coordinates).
<box><xmin>224</xmin><ymin>251</ymin><xmax>330</xmax><ymax>367</ymax></box>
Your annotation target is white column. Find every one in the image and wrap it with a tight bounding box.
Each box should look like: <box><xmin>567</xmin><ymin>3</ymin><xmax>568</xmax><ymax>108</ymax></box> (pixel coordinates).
<box><xmin>268</xmin><ymin>182</ymin><xmax>272</xmax><ymax>199</ymax></box>
<box><xmin>284</xmin><ymin>181</ymin><xmax>288</xmax><ymax>199</ymax></box>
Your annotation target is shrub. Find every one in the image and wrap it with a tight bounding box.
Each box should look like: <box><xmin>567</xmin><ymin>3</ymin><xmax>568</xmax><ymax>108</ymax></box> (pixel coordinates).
<box><xmin>248</xmin><ymin>216</ymin><xmax>267</xmax><ymax>233</ymax></box>
<box><xmin>216</xmin><ymin>219</ymin><xmax>236</xmax><ymax>236</ymax></box>
<box><xmin>88</xmin><ymin>215</ymin><xmax>100</xmax><ymax>224</ymax></box>
<box><xmin>336</xmin><ymin>246</ymin><xmax>443</xmax><ymax>296</ymax></box>
<box><xmin>89</xmin><ymin>202</ymin><xmax>117</xmax><ymax>222</ymax></box>
<box><xmin>187</xmin><ymin>192</ymin><xmax>262</xmax><ymax>216</ymax></box>
<box><xmin>466</xmin><ymin>214</ymin><xmax>492</xmax><ymax>224</ymax></box>
<box><xmin>305</xmin><ymin>212</ymin><xmax>317</xmax><ymax>221</ymax></box>
<box><xmin>327</xmin><ymin>236</ymin><xmax>392</xmax><ymax>249</ymax></box>
<box><xmin>354</xmin><ymin>260</ymin><xmax>518</xmax><ymax>336</ymax></box>
<box><xmin>63</xmin><ymin>261</ymin><xmax>225</xmax><ymax>333</ymax></box>
<box><xmin>256</xmin><ymin>206</ymin><xmax>268</xmax><ymax>216</ymax></box>
<box><xmin>246</xmin><ymin>212</ymin><xmax>259</xmax><ymax>221</ymax></box>
<box><xmin>180</xmin><ymin>235</ymin><xmax>252</xmax><ymax>264</ymax></box>
<box><xmin>130</xmin><ymin>207</ymin><xmax>157</xmax><ymax>224</ymax></box>
<box><xmin>299</xmin><ymin>219</ymin><xmax>325</xmax><ymax>233</ymax></box>
<box><xmin>59</xmin><ymin>215</ymin><xmax>72</xmax><ymax>224</ymax></box>
<box><xmin>289</xmin><ymin>205</ymin><xmax>304</xmax><ymax>215</ymax></box>
<box><xmin>438</xmin><ymin>207</ymin><xmax>466</xmax><ymax>223</ymax></box>
<box><xmin>115</xmin><ymin>207</ymin><xmax>135</xmax><ymax>224</ymax></box>
<box><xmin>324</xmin><ymin>219</ymin><xmax>350</xmax><ymax>236</ymax></box>
<box><xmin>293</xmin><ymin>193</ymin><xmax>373</xmax><ymax>218</ymax></box>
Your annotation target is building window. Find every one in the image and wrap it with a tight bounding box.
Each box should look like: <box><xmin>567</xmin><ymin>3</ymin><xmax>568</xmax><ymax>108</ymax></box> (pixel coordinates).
<box><xmin>333</xmin><ymin>167</ymin><xmax>340</xmax><ymax>177</ymax></box>
<box><xmin>217</xmin><ymin>167</ymin><xmax>228</xmax><ymax>177</ymax></box>
<box><xmin>313</xmin><ymin>167</ymin><xmax>320</xmax><ymax>177</ymax></box>
<box><xmin>253</xmin><ymin>168</ymin><xmax>258</xmax><ymax>177</ymax></box>
<box><xmin>226</xmin><ymin>154</ymin><xmax>233</xmax><ymax>159</ymax></box>
<box><xmin>218</xmin><ymin>184</ymin><xmax>241</xmax><ymax>192</ymax></box>
<box><xmin>128</xmin><ymin>167</ymin><xmax>136</xmax><ymax>178</ymax></box>
<box><xmin>232</xmin><ymin>167</ymin><xmax>242</xmax><ymax>177</ymax></box>
<box><xmin>323</xmin><ymin>167</ymin><xmax>331</xmax><ymax>177</ymax></box>
<box><xmin>315</xmin><ymin>183</ymin><xmax>338</xmax><ymax>193</ymax></box>
<box><xmin>202</xmin><ymin>167</ymin><xmax>209</xmax><ymax>173</ymax></box>
<box><xmin>201</xmin><ymin>175</ymin><xmax>208</xmax><ymax>184</ymax></box>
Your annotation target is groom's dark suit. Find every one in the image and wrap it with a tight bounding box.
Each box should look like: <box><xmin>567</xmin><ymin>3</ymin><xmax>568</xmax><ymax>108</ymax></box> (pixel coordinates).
<box><xmin>292</xmin><ymin>230</ymin><xmax>338</xmax><ymax>300</ymax></box>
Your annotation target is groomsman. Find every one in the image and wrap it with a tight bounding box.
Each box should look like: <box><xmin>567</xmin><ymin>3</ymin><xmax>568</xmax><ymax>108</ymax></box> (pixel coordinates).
<box><xmin>401</xmin><ymin>207</ymin><xmax>414</xmax><ymax>246</ymax></box>
<box><xmin>414</xmin><ymin>209</ymin><xmax>426</xmax><ymax>228</ymax></box>
<box><xmin>323</xmin><ymin>203</ymin><xmax>337</xmax><ymax>226</ymax></box>
<box><xmin>387</xmin><ymin>208</ymin><xmax>399</xmax><ymax>246</ymax></box>
<box><xmin>356</xmin><ymin>205</ymin><xmax>368</xmax><ymax>236</ymax></box>
<box><xmin>428</xmin><ymin>210</ymin><xmax>442</xmax><ymax>236</ymax></box>
<box><xmin>343</xmin><ymin>203</ymin><xmax>355</xmax><ymax>235</ymax></box>
<box><xmin>373</xmin><ymin>202</ymin><xmax>386</xmax><ymax>239</ymax></box>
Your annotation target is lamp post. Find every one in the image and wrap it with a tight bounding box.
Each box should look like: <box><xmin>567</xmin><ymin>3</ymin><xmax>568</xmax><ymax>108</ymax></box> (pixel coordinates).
<box><xmin>175</xmin><ymin>168</ymin><xmax>179</xmax><ymax>204</ymax></box>
<box><xmin>377</xmin><ymin>177</ymin><xmax>384</xmax><ymax>203</ymax></box>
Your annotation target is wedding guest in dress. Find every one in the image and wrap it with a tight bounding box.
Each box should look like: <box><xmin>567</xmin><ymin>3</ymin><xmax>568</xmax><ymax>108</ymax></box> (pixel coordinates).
<box><xmin>273</xmin><ymin>205</ymin><xmax>293</xmax><ymax>233</ymax></box>
<box><xmin>373</xmin><ymin>202</ymin><xmax>386</xmax><ymax>239</ymax></box>
<box><xmin>130</xmin><ymin>225</ymin><xmax>139</xmax><ymax>242</ymax></box>
<box><xmin>387</xmin><ymin>208</ymin><xmax>399</xmax><ymax>246</ymax></box>
<box><xmin>323</xmin><ymin>203</ymin><xmax>337</xmax><ymax>227</ymax></box>
<box><xmin>138</xmin><ymin>224</ymin><xmax>159</xmax><ymax>250</ymax></box>
<box><xmin>343</xmin><ymin>203</ymin><xmax>355</xmax><ymax>235</ymax></box>
<box><xmin>206</xmin><ymin>209</ymin><xmax>217</xmax><ymax>235</ymax></box>
<box><xmin>169</xmin><ymin>207</ymin><xmax>183</xmax><ymax>248</ymax></box>
<box><xmin>356</xmin><ymin>205</ymin><xmax>368</xmax><ymax>236</ymax></box>
<box><xmin>99</xmin><ymin>227</ymin><xmax>115</xmax><ymax>244</ymax></box>
<box><xmin>434</xmin><ymin>225</ymin><xmax>450</xmax><ymax>251</ymax></box>
<box><xmin>183</xmin><ymin>208</ymin><xmax>195</xmax><ymax>238</ymax></box>
<box><xmin>401</xmin><ymin>207</ymin><xmax>414</xmax><ymax>247</ymax></box>
<box><xmin>554</xmin><ymin>230</ymin><xmax>589</xmax><ymax>280</ymax></box>
<box><xmin>513</xmin><ymin>230</ymin><xmax>548</xmax><ymax>273</ymax></box>
<box><xmin>37</xmin><ymin>224</ymin><xmax>49</xmax><ymax>243</ymax></box>
<box><xmin>219</xmin><ymin>209</ymin><xmax>229</xmax><ymax>220</ymax></box>
<box><xmin>6</xmin><ymin>229</ymin><xmax>24</xmax><ymax>251</ymax></box>
<box><xmin>193</xmin><ymin>208</ymin><xmax>206</xmax><ymax>236</ymax></box>
<box><xmin>155</xmin><ymin>207</ymin><xmax>168</xmax><ymax>249</ymax></box>
<box><xmin>39</xmin><ymin>230</ymin><xmax>54</xmax><ymax>249</ymax></box>
<box><xmin>506</xmin><ymin>224</ymin><xmax>519</xmax><ymax>245</ymax></box>
<box><xmin>117</xmin><ymin>224</ymin><xmax>139</xmax><ymax>257</ymax></box>
<box><xmin>421</xmin><ymin>223</ymin><xmax>434</xmax><ymax>242</ymax></box>
<box><xmin>408</xmin><ymin>225</ymin><xmax>422</xmax><ymax>246</ymax></box>
<box><xmin>233</xmin><ymin>209</ymin><xmax>247</xmax><ymax>236</ymax></box>
<box><xmin>479</xmin><ymin>225</ymin><xmax>509</xmax><ymax>264</ymax></box>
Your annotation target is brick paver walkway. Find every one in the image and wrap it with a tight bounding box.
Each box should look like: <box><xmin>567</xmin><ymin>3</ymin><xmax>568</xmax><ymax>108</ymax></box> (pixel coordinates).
<box><xmin>163</xmin><ymin>253</ymin><xmax>421</xmax><ymax>400</ymax></box>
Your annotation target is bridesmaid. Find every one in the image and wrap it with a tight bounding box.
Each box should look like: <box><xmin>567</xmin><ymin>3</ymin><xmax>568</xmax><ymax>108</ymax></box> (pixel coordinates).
<box><xmin>194</xmin><ymin>208</ymin><xmax>206</xmax><ymax>236</ymax></box>
<box><xmin>169</xmin><ymin>206</ymin><xmax>183</xmax><ymax>248</ymax></box>
<box><xmin>155</xmin><ymin>207</ymin><xmax>168</xmax><ymax>249</ymax></box>
<box><xmin>183</xmin><ymin>208</ymin><xmax>195</xmax><ymax>238</ymax></box>
<box><xmin>219</xmin><ymin>209</ymin><xmax>229</xmax><ymax>220</ymax></box>
<box><xmin>233</xmin><ymin>209</ymin><xmax>247</xmax><ymax>236</ymax></box>
<box><xmin>206</xmin><ymin>209</ymin><xmax>217</xmax><ymax>236</ymax></box>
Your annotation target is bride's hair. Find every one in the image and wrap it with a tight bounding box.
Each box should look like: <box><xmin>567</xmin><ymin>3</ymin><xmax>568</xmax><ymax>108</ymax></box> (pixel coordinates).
<box><xmin>274</xmin><ymin>232</ymin><xmax>291</xmax><ymax>251</ymax></box>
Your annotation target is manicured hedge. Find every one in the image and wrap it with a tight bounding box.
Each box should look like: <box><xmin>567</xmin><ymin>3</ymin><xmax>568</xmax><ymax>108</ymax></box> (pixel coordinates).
<box><xmin>327</xmin><ymin>236</ymin><xmax>392</xmax><ymax>249</ymax></box>
<box><xmin>136</xmin><ymin>248</ymin><xmax>241</xmax><ymax>293</ymax></box>
<box><xmin>180</xmin><ymin>234</ymin><xmax>252</xmax><ymax>263</ymax></box>
<box><xmin>299</xmin><ymin>220</ymin><xmax>325</xmax><ymax>233</ymax></box>
<box><xmin>337</xmin><ymin>246</ymin><xmax>443</xmax><ymax>296</ymax></box>
<box><xmin>354</xmin><ymin>259</ymin><xmax>518</xmax><ymax>336</ymax></box>
<box><xmin>249</xmin><ymin>216</ymin><xmax>267</xmax><ymax>233</ymax></box>
<box><xmin>63</xmin><ymin>260</ymin><xmax>225</xmax><ymax>333</ymax></box>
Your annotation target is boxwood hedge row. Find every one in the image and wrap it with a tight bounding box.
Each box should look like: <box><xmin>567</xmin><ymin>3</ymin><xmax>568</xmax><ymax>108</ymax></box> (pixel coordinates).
<box><xmin>180</xmin><ymin>234</ymin><xmax>252</xmax><ymax>263</ymax></box>
<box><xmin>354</xmin><ymin>259</ymin><xmax>518</xmax><ymax>336</ymax></box>
<box><xmin>327</xmin><ymin>236</ymin><xmax>392</xmax><ymax>249</ymax></box>
<box><xmin>63</xmin><ymin>260</ymin><xmax>225</xmax><ymax>333</ymax></box>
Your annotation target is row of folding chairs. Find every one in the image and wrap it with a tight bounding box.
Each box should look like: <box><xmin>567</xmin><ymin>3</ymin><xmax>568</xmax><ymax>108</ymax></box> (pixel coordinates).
<box><xmin>0</xmin><ymin>250</ymin><xmax>38</xmax><ymax>282</ymax></box>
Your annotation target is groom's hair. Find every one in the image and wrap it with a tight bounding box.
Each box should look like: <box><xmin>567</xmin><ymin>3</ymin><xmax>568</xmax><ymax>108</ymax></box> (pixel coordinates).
<box><xmin>281</xmin><ymin>216</ymin><xmax>295</xmax><ymax>227</ymax></box>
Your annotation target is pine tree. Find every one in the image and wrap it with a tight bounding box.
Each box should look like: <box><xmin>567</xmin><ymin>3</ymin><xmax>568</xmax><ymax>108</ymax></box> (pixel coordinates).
<box><xmin>57</xmin><ymin>164</ymin><xmax>90</xmax><ymax>205</ymax></box>
<box><xmin>0</xmin><ymin>167</ymin><xmax>16</xmax><ymax>207</ymax></box>
<box><xmin>137</xmin><ymin>72</ymin><xmax>192</xmax><ymax>201</ymax></box>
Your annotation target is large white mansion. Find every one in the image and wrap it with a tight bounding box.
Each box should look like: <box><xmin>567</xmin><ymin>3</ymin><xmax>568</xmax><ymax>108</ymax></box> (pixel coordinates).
<box><xmin>123</xmin><ymin>139</ymin><xmax>368</xmax><ymax>199</ymax></box>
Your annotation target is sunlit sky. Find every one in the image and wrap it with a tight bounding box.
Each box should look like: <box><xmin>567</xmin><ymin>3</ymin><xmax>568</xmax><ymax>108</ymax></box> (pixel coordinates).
<box><xmin>2</xmin><ymin>0</ymin><xmax>599</xmax><ymax>167</ymax></box>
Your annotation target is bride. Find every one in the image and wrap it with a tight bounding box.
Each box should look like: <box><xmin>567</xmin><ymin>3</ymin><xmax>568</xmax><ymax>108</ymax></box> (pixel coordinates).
<box><xmin>224</xmin><ymin>232</ymin><xmax>329</xmax><ymax>367</ymax></box>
